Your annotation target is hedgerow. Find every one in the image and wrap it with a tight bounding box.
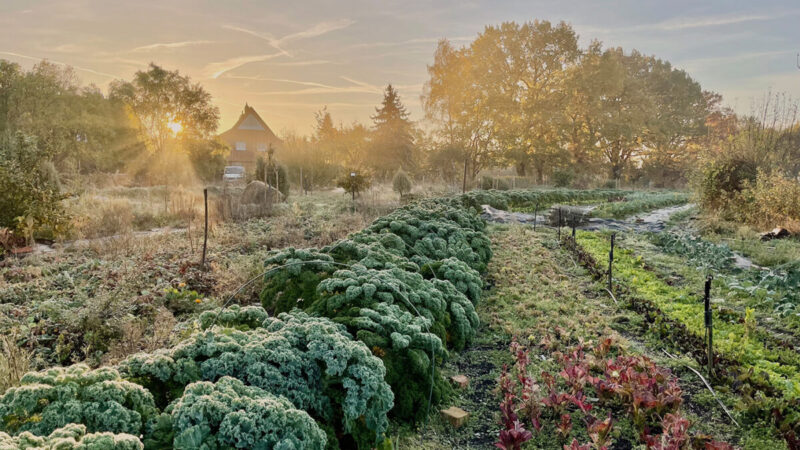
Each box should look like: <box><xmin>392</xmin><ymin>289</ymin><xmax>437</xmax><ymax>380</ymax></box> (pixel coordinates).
<box><xmin>120</xmin><ymin>310</ymin><xmax>393</xmax><ymax>447</ymax></box>
<box><xmin>0</xmin><ymin>424</ymin><xmax>143</xmax><ymax>450</ymax></box>
<box><xmin>0</xmin><ymin>364</ymin><xmax>157</xmax><ymax>438</ymax></box>
<box><xmin>589</xmin><ymin>191</ymin><xmax>689</xmax><ymax>219</ymax></box>
<box><xmin>168</xmin><ymin>377</ymin><xmax>327</xmax><ymax>449</ymax></box>
<box><xmin>454</xmin><ymin>188</ymin><xmax>628</xmax><ymax>212</ymax></box>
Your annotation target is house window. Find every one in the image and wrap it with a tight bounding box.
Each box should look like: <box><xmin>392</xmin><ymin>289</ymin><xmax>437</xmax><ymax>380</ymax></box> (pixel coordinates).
<box><xmin>257</xmin><ymin>143</ymin><xmax>267</xmax><ymax>152</ymax></box>
<box><xmin>235</xmin><ymin>141</ymin><xmax>246</xmax><ymax>151</ymax></box>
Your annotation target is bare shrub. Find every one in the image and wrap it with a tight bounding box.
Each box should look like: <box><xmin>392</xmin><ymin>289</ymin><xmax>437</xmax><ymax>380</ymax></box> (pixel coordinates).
<box><xmin>0</xmin><ymin>330</ymin><xmax>32</xmax><ymax>392</ymax></box>
<box><xmin>103</xmin><ymin>308</ymin><xmax>176</xmax><ymax>364</ymax></box>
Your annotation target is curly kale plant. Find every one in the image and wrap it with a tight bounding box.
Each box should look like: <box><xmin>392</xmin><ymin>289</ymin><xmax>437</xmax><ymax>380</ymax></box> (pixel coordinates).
<box><xmin>0</xmin><ymin>364</ymin><xmax>156</xmax><ymax>438</ymax></box>
<box><xmin>315</xmin><ymin>264</ymin><xmax>479</xmax><ymax>349</ymax></box>
<box><xmin>260</xmin><ymin>247</ymin><xmax>337</xmax><ymax>314</ymax></box>
<box><xmin>421</xmin><ymin>257</ymin><xmax>483</xmax><ymax>305</ymax></box>
<box><xmin>363</xmin><ymin>211</ymin><xmax>491</xmax><ymax>272</ymax></box>
<box><xmin>198</xmin><ymin>304</ymin><xmax>269</xmax><ymax>330</ymax></box>
<box><xmin>169</xmin><ymin>377</ymin><xmax>326</xmax><ymax>449</ymax></box>
<box><xmin>314</xmin><ymin>265</ymin><xmax>448</xmax><ymax>338</ymax></box>
<box><xmin>0</xmin><ymin>424</ymin><xmax>143</xmax><ymax>450</ymax></box>
<box><xmin>325</xmin><ymin>236</ymin><xmax>419</xmax><ymax>272</ymax></box>
<box><xmin>314</xmin><ymin>264</ymin><xmax>483</xmax><ymax>421</ymax></box>
<box><xmin>120</xmin><ymin>310</ymin><xmax>393</xmax><ymax>448</ymax></box>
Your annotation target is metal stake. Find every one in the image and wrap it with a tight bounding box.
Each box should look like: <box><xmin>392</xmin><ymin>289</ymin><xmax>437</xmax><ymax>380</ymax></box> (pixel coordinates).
<box><xmin>557</xmin><ymin>208</ymin><xmax>562</xmax><ymax>240</ymax></box>
<box><xmin>704</xmin><ymin>275</ymin><xmax>714</xmax><ymax>376</ymax></box>
<box><xmin>608</xmin><ymin>233</ymin><xmax>616</xmax><ymax>291</ymax></box>
<box><xmin>533</xmin><ymin>202</ymin><xmax>538</xmax><ymax>232</ymax></box>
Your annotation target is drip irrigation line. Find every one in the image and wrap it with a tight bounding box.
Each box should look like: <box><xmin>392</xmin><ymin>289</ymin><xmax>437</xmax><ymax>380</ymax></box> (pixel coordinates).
<box><xmin>661</xmin><ymin>350</ymin><xmax>740</xmax><ymax>428</ymax></box>
<box><xmin>604</xmin><ymin>288</ymin><xmax>619</xmax><ymax>305</ymax></box>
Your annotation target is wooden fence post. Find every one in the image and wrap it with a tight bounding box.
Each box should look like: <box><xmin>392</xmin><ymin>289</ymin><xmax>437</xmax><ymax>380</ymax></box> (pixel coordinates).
<box><xmin>202</xmin><ymin>188</ymin><xmax>208</xmax><ymax>268</ymax></box>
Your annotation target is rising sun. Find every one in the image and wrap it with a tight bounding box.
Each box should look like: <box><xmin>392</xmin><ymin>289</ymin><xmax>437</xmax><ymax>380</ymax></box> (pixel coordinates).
<box><xmin>167</xmin><ymin>120</ymin><xmax>183</xmax><ymax>134</ymax></box>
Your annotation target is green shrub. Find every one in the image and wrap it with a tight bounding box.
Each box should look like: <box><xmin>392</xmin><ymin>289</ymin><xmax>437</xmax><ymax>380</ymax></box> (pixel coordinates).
<box><xmin>0</xmin><ymin>423</ymin><xmax>143</xmax><ymax>449</ymax></box>
<box><xmin>0</xmin><ymin>364</ymin><xmax>157</xmax><ymax>437</ymax></box>
<box><xmin>737</xmin><ymin>170</ymin><xmax>800</xmax><ymax>232</ymax></box>
<box><xmin>337</xmin><ymin>171</ymin><xmax>371</xmax><ymax>198</ymax></box>
<box><xmin>696</xmin><ymin>157</ymin><xmax>757</xmax><ymax>211</ymax></box>
<box><xmin>0</xmin><ymin>133</ymin><xmax>70</xmax><ymax>238</ymax></box>
<box><xmin>169</xmin><ymin>377</ymin><xmax>326</xmax><ymax>449</ymax></box>
<box><xmin>120</xmin><ymin>310</ymin><xmax>393</xmax><ymax>447</ymax></box>
<box><xmin>552</xmin><ymin>168</ymin><xmax>575</xmax><ymax>188</ymax></box>
<box><xmin>392</xmin><ymin>169</ymin><xmax>413</xmax><ymax>199</ymax></box>
<box><xmin>478</xmin><ymin>175</ymin><xmax>510</xmax><ymax>190</ymax></box>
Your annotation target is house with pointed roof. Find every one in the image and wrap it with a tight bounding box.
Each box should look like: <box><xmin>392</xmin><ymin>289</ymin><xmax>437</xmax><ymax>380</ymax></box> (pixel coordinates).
<box><xmin>219</xmin><ymin>104</ymin><xmax>282</xmax><ymax>173</ymax></box>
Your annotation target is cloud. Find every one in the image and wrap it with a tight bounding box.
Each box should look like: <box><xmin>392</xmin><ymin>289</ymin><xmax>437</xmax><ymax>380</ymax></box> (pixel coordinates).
<box><xmin>0</xmin><ymin>51</ymin><xmax>118</xmax><ymax>78</ymax></box>
<box><xmin>204</xmin><ymin>53</ymin><xmax>285</xmax><ymax>79</ymax></box>
<box><xmin>246</xmin><ymin>76</ymin><xmax>381</xmax><ymax>96</ymax></box>
<box><xmin>677</xmin><ymin>50</ymin><xmax>791</xmax><ymax>69</ymax></box>
<box><xmin>132</xmin><ymin>40</ymin><xmax>216</xmax><ymax>52</ymax></box>
<box><xmin>350</xmin><ymin>35</ymin><xmax>473</xmax><ymax>49</ymax></box>
<box><xmin>340</xmin><ymin>76</ymin><xmax>382</xmax><ymax>93</ymax></box>
<box><xmin>650</xmin><ymin>13</ymin><xmax>777</xmax><ymax>31</ymax></box>
<box><xmin>223</xmin><ymin>19</ymin><xmax>355</xmax><ymax>56</ymax></box>
<box><xmin>243</xmin><ymin>76</ymin><xmax>421</xmax><ymax>96</ymax></box>
<box><xmin>274</xmin><ymin>59</ymin><xmax>332</xmax><ymax>67</ymax></box>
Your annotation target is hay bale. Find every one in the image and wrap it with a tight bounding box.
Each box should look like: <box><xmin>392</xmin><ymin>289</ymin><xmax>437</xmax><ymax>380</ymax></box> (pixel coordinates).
<box><xmin>241</xmin><ymin>181</ymin><xmax>283</xmax><ymax>205</ymax></box>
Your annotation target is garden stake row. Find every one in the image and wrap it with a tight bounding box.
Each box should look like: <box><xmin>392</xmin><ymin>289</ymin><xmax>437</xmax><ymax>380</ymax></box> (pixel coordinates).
<box><xmin>565</xmin><ymin>234</ymin><xmax>800</xmax><ymax>448</ymax></box>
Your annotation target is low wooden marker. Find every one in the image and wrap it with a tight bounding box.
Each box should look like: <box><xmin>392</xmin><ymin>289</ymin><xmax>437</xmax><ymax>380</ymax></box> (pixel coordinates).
<box><xmin>441</xmin><ymin>406</ymin><xmax>470</xmax><ymax>428</ymax></box>
<box><xmin>450</xmin><ymin>374</ymin><xmax>469</xmax><ymax>389</ymax></box>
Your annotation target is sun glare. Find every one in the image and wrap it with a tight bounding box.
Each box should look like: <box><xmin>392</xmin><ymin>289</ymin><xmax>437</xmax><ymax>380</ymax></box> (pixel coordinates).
<box><xmin>167</xmin><ymin>120</ymin><xmax>183</xmax><ymax>134</ymax></box>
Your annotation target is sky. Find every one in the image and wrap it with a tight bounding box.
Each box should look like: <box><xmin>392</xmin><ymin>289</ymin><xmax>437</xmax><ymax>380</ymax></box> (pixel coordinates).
<box><xmin>1</xmin><ymin>0</ymin><xmax>799</xmax><ymax>134</ymax></box>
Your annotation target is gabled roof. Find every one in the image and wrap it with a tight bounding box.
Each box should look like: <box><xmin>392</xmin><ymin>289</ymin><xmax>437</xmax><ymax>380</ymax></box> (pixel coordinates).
<box><xmin>220</xmin><ymin>103</ymin><xmax>282</xmax><ymax>142</ymax></box>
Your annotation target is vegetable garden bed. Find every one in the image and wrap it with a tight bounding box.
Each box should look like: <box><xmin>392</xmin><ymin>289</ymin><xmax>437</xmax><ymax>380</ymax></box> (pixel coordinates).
<box><xmin>566</xmin><ymin>230</ymin><xmax>800</xmax><ymax>447</ymax></box>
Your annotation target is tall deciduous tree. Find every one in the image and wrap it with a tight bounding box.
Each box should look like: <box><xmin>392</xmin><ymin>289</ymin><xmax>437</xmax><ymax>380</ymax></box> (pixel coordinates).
<box><xmin>109</xmin><ymin>64</ymin><xmax>219</xmax><ymax>155</ymax></box>
<box><xmin>423</xmin><ymin>39</ymin><xmax>499</xmax><ymax>182</ymax></box>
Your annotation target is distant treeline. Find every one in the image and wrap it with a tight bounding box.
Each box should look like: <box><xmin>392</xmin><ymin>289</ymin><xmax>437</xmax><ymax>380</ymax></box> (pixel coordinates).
<box><xmin>2</xmin><ymin>20</ymin><xmax>799</xmax><ymax>195</ymax></box>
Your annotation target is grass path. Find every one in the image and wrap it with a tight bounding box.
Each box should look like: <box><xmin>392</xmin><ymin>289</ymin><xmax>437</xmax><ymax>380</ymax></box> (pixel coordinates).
<box><xmin>401</xmin><ymin>224</ymin><xmax>782</xmax><ymax>449</ymax></box>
